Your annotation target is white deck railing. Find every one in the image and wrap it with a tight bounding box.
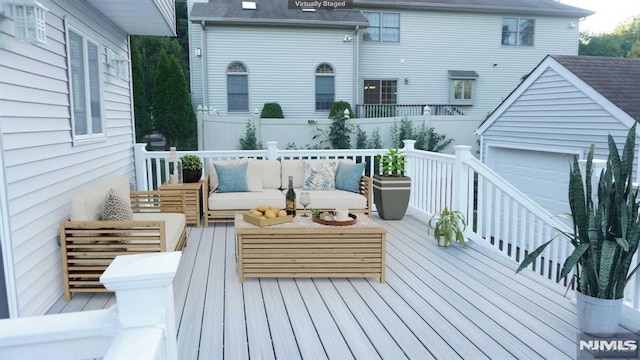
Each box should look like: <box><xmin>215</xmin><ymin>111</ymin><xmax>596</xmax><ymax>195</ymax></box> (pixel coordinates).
<box><xmin>0</xmin><ymin>252</ymin><xmax>181</xmax><ymax>359</ymax></box>
<box><xmin>134</xmin><ymin>142</ymin><xmax>639</xmax><ymax>312</ymax></box>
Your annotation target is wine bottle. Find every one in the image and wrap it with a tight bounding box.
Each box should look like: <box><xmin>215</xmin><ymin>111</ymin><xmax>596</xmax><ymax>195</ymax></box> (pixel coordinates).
<box><xmin>285</xmin><ymin>176</ymin><xmax>297</xmax><ymax>216</ymax></box>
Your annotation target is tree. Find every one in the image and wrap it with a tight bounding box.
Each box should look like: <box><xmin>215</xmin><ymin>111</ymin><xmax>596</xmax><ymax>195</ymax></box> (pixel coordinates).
<box><xmin>152</xmin><ymin>50</ymin><xmax>197</xmax><ymax>149</ymax></box>
<box><xmin>579</xmin><ymin>16</ymin><xmax>640</xmax><ymax>58</ymax></box>
<box><xmin>131</xmin><ymin>38</ymin><xmax>152</xmax><ymax>143</ymax></box>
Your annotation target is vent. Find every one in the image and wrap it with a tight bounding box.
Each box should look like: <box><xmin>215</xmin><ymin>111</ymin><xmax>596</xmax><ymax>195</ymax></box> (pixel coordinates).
<box><xmin>302</xmin><ymin>8</ymin><xmax>316</xmax><ymax>12</ymax></box>
<box><xmin>242</xmin><ymin>1</ymin><xmax>256</xmax><ymax>10</ymax></box>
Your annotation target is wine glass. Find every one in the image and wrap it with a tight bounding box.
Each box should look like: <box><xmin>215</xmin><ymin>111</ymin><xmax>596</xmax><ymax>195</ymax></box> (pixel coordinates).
<box><xmin>299</xmin><ymin>192</ymin><xmax>311</xmax><ymax>217</ymax></box>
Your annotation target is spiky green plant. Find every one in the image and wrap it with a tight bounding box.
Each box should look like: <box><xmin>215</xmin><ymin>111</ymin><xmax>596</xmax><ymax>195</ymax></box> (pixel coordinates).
<box><xmin>428</xmin><ymin>207</ymin><xmax>468</xmax><ymax>248</ymax></box>
<box><xmin>375</xmin><ymin>149</ymin><xmax>406</xmax><ymax>176</ymax></box>
<box><xmin>517</xmin><ymin>125</ymin><xmax>640</xmax><ymax>299</ymax></box>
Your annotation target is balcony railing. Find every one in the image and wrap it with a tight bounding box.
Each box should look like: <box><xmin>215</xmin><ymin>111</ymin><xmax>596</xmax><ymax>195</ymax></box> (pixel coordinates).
<box><xmin>134</xmin><ymin>142</ymin><xmax>639</xmax><ymax>312</ymax></box>
<box><xmin>355</xmin><ymin>104</ymin><xmax>465</xmax><ymax>118</ymax></box>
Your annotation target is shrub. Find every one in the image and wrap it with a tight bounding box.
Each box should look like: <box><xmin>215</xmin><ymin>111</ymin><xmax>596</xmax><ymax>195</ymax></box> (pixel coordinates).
<box><xmin>391</xmin><ymin>117</ymin><xmax>453</xmax><ymax>152</ymax></box>
<box><xmin>369</xmin><ymin>127</ymin><xmax>383</xmax><ymax>149</ymax></box>
<box><xmin>239</xmin><ymin>120</ymin><xmax>263</xmax><ymax>150</ymax></box>
<box><xmin>356</xmin><ymin>126</ymin><xmax>368</xmax><ymax>149</ymax></box>
<box><xmin>260</xmin><ymin>102</ymin><xmax>284</xmax><ymax>118</ymax></box>
<box><xmin>328</xmin><ymin>112</ymin><xmax>353</xmax><ymax>149</ymax></box>
<box><xmin>329</xmin><ymin>101</ymin><xmax>354</xmax><ymax>119</ymax></box>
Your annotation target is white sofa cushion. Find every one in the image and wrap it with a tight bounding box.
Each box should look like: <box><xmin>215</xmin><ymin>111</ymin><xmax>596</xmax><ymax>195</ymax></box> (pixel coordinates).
<box><xmin>281</xmin><ymin>159</ymin><xmax>354</xmax><ymax>189</ymax></box>
<box><xmin>133</xmin><ymin>212</ymin><xmax>185</xmax><ymax>251</ymax></box>
<box><xmin>208</xmin><ymin>189</ymin><xmax>285</xmax><ymax>210</ymax></box>
<box><xmin>288</xmin><ymin>189</ymin><xmax>367</xmax><ymax>210</ymax></box>
<box><xmin>259</xmin><ymin>160</ymin><xmax>281</xmax><ymax>189</ymax></box>
<box><xmin>70</xmin><ymin>177</ymin><xmax>130</xmax><ymax>221</ymax></box>
<box><xmin>209</xmin><ymin>159</ymin><xmax>262</xmax><ymax>192</ymax></box>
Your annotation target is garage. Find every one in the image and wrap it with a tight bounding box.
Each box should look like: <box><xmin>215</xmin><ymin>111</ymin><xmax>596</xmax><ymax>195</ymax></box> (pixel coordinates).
<box><xmin>487</xmin><ymin>147</ymin><xmax>572</xmax><ymax>218</ymax></box>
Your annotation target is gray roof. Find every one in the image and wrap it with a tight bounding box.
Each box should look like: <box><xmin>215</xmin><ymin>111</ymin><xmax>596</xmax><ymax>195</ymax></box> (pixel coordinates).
<box><xmin>552</xmin><ymin>55</ymin><xmax>640</xmax><ymax>121</ymax></box>
<box><xmin>354</xmin><ymin>0</ymin><xmax>593</xmax><ymax>17</ymax></box>
<box><xmin>448</xmin><ymin>70</ymin><xmax>479</xmax><ymax>78</ymax></box>
<box><xmin>191</xmin><ymin>0</ymin><xmax>369</xmax><ymax>28</ymax></box>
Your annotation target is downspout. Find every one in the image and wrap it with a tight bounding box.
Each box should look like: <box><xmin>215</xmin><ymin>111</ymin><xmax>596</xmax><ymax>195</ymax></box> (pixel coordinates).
<box><xmin>201</xmin><ymin>20</ymin><xmax>208</xmax><ymax>109</ymax></box>
<box><xmin>353</xmin><ymin>26</ymin><xmax>359</xmax><ymax>114</ymax></box>
<box><xmin>0</xmin><ymin>123</ymin><xmax>19</xmax><ymax>318</ymax></box>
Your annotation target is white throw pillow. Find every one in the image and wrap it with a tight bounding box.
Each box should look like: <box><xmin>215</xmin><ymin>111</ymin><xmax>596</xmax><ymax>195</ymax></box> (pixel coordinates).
<box><xmin>302</xmin><ymin>161</ymin><xmax>338</xmax><ymax>190</ymax></box>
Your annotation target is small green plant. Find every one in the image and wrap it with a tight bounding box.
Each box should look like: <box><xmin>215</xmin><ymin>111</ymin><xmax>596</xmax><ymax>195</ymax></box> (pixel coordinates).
<box><xmin>260</xmin><ymin>102</ymin><xmax>284</xmax><ymax>118</ymax></box>
<box><xmin>376</xmin><ymin>149</ymin><xmax>406</xmax><ymax>176</ymax></box>
<box><xmin>180</xmin><ymin>155</ymin><xmax>202</xmax><ymax>170</ymax></box>
<box><xmin>239</xmin><ymin>120</ymin><xmax>263</xmax><ymax>150</ymax></box>
<box><xmin>368</xmin><ymin>127</ymin><xmax>383</xmax><ymax>149</ymax></box>
<box><xmin>428</xmin><ymin>207</ymin><xmax>467</xmax><ymax>248</ymax></box>
<box><xmin>356</xmin><ymin>125</ymin><xmax>368</xmax><ymax>149</ymax></box>
<box><xmin>329</xmin><ymin>112</ymin><xmax>353</xmax><ymax>149</ymax></box>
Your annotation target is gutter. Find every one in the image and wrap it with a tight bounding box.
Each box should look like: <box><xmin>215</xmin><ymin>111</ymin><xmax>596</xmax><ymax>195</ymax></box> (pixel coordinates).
<box><xmin>189</xmin><ymin>17</ymin><xmax>370</xmax><ymax>29</ymax></box>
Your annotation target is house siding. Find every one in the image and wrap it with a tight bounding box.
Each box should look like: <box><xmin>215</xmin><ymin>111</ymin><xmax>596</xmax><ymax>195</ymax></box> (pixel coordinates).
<box><xmin>0</xmin><ymin>0</ymin><xmax>136</xmax><ymax>316</ymax></box>
<box><xmin>481</xmin><ymin>67</ymin><xmax>636</xmax><ymax>173</ymax></box>
<box><xmin>188</xmin><ymin>0</ymin><xmax>204</xmax><ymax>108</ymax></box>
<box><xmin>204</xmin><ymin>25</ymin><xmax>355</xmax><ymax>118</ymax></box>
<box><xmin>358</xmin><ymin>9</ymin><xmax>580</xmax><ymax>117</ymax></box>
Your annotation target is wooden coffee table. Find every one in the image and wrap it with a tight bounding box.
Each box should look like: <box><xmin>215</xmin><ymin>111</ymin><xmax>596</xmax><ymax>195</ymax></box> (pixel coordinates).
<box><xmin>234</xmin><ymin>214</ymin><xmax>386</xmax><ymax>283</ymax></box>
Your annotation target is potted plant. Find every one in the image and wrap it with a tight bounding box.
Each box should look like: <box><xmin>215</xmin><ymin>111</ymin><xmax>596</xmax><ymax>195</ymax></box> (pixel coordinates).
<box><xmin>517</xmin><ymin>126</ymin><xmax>640</xmax><ymax>336</ymax></box>
<box><xmin>373</xmin><ymin>149</ymin><xmax>411</xmax><ymax>220</ymax></box>
<box><xmin>180</xmin><ymin>155</ymin><xmax>203</xmax><ymax>183</ymax></box>
<box><xmin>428</xmin><ymin>207</ymin><xmax>467</xmax><ymax>248</ymax></box>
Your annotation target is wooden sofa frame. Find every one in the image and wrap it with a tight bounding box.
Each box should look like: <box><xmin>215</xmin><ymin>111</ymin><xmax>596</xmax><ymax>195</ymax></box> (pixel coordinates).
<box><xmin>203</xmin><ymin>176</ymin><xmax>373</xmax><ymax>226</ymax></box>
<box><xmin>60</xmin><ymin>191</ymin><xmax>187</xmax><ymax>302</ymax></box>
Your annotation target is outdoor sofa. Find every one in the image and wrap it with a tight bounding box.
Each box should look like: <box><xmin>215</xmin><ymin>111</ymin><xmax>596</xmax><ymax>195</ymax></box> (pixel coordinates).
<box><xmin>60</xmin><ymin>177</ymin><xmax>187</xmax><ymax>301</ymax></box>
<box><xmin>204</xmin><ymin>158</ymin><xmax>371</xmax><ymax>225</ymax></box>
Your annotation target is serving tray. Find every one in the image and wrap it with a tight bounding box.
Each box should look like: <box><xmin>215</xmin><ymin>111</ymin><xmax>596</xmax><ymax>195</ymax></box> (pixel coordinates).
<box><xmin>311</xmin><ymin>213</ymin><xmax>357</xmax><ymax>226</ymax></box>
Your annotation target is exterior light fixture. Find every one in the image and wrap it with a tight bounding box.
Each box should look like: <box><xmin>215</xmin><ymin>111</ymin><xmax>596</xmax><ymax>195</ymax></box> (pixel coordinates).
<box><xmin>5</xmin><ymin>0</ymin><xmax>48</xmax><ymax>44</ymax></box>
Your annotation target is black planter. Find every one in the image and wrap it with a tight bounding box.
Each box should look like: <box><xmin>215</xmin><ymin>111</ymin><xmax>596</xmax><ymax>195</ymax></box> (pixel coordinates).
<box><xmin>373</xmin><ymin>175</ymin><xmax>411</xmax><ymax>220</ymax></box>
<box><xmin>182</xmin><ymin>169</ymin><xmax>202</xmax><ymax>183</ymax></box>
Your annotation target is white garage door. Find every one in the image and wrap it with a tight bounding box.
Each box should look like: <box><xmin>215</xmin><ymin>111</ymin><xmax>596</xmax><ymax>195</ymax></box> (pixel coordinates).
<box><xmin>487</xmin><ymin>147</ymin><xmax>573</xmax><ymax>218</ymax></box>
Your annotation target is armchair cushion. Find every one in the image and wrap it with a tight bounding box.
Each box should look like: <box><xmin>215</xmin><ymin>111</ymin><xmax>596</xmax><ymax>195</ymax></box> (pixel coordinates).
<box><xmin>70</xmin><ymin>177</ymin><xmax>130</xmax><ymax>221</ymax></box>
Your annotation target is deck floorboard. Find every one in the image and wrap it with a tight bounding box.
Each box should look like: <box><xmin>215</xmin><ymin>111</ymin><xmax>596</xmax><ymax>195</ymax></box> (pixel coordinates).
<box><xmin>50</xmin><ymin>215</ymin><xmax>639</xmax><ymax>359</ymax></box>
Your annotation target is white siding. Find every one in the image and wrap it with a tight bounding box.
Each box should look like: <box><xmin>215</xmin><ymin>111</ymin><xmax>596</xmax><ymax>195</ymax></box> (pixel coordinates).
<box><xmin>204</xmin><ymin>26</ymin><xmax>355</xmax><ymax>118</ymax></box>
<box><xmin>481</xmin><ymin>68</ymin><xmax>636</xmax><ymax>175</ymax></box>
<box><xmin>358</xmin><ymin>9</ymin><xmax>581</xmax><ymax>116</ymax></box>
<box><xmin>0</xmin><ymin>0</ymin><xmax>136</xmax><ymax>316</ymax></box>
<box><xmin>187</xmin><ymin>0</ymin><xmax>204</xmax><ymax>108</ymax></box>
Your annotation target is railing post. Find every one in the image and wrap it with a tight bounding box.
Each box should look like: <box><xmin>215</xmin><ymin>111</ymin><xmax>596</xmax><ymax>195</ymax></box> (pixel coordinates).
<box><xmin>101</xmin><ymin>252</ymin><xmax>182</xmax><ymax>360</ymax></box>
<box><xmin>267</xmin><ymin>141</ymin><xmax>279</xmax><ymax>160</ymax></box>
<box><xmin>453</xmin><ymin>145</ymin><xmax>473</xmax><ymax>224</ymax></box>
<box><xmin>133</xmin><ymin>143</ymin><xmax>149</xmax><ymax>191</ymax></box>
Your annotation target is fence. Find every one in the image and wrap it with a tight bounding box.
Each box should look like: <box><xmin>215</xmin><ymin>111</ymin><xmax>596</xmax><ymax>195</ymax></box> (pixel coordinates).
<box><xmin>197</xmin><ymin>111</ymin><xmax>483</xmax><ymax>154</ymax></box>
<box><xmin>0</xmin><ymin>252</ymin><xmax>181</xmax><ymax>359</ymax></box>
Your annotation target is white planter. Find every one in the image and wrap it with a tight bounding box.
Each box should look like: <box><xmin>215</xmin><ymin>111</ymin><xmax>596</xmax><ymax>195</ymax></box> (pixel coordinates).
<box><xmin>575</xmin><ymin>291</ymin><xmax>624</xmax><ymax>337</ymax></box>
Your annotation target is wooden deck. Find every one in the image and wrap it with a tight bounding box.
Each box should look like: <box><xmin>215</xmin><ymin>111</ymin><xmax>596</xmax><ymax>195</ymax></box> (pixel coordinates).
<box><xmin>48</xmin><ymin>215</ymin><xmax>640</xmax><ymax>359</ymax></box>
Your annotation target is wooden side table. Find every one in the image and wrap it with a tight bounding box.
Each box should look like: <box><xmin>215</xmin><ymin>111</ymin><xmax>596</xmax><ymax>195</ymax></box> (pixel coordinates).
<box><xmin>160</xmin><ymin>180</ymin><xmax>204</xmax><ymax>227</ymax></box>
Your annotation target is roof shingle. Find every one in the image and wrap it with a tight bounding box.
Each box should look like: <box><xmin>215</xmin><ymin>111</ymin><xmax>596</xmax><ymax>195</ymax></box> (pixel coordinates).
<box><xmin>552</xmin><ymin>55</ymin><xmax>640</xmax><ymax>121</ymax></box>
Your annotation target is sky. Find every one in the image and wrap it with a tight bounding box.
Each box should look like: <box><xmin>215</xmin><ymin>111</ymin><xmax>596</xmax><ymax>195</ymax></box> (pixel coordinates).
<box><xmin>560</xmin><ymin>0</ymin><xmax>640</xmax><ymax>34</ymax></box>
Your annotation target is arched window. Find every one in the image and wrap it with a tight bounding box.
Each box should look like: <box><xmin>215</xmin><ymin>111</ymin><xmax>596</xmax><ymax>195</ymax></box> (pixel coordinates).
<box><xmin>315</xmin><ymin>63</ymin><xmax>335</xmax><ymax>111</ymax></box>
<box><xmin>227</xmin><ymin>61</ymin><xmax>248</xmax><ymax>111</ymax></box>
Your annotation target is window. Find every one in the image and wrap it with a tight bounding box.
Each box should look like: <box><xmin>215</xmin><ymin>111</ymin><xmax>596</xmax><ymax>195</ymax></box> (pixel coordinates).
<box><xmin>448</xmin><ymin>70</ymin><xmax>478</xmax><ymax>105</ymax></box>
<box><xmin>502</xmin><ymin>18</ymin><xmax>535</xmax><ymax>46</ymax></box>
<box><xmin>315</xmin><ymin>63</ymin><xmax>334</xmax><ymax>111</ymax></box>
<box><xmin>363</xmin><ymin>80</ymin><xmax>397</xmax><ymax>104</ymax></box>
<box><xmin>67</xmin><ymin>28</ymin><xmax>103</xmax><ymax>141</ymax></box>
<box><xmin>227</xmin><ymin>61</ymin><xmax>248</xmax><ymax>112</ymax></box>
<box><xmin>363</xmin><ymin>12</ymin><xmax>400</xmax><ymax>42</ymax></box>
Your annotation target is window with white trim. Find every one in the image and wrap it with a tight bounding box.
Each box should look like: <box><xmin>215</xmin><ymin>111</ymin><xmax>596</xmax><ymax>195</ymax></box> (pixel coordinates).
<box><xmin>448</xmin><ymin>70</ymin><xmax>478</xmax><ymax>105</ymax></box>
<box><xmin>363</xmin><ymin>12</ymin><xmax>400</xmax><ymax>42</ymax></box>
<box><xmin>227</xmin><ymin>61</ymin><xmax>249</xmax><ymax>112</ymax></box>
<box><xmin>315</xmin><ymin>63</ymin><xmax>335</xmax><ymax>111</ymax></box>
<box><xmin>67</xmin><ymin>27</ymin><xmax>104</xmax><ymax>141</ymax></box>
<box><xmin>502</xmin><ymin>18</ymin><xmax>535</xmax><ymax>46</ymax></box>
